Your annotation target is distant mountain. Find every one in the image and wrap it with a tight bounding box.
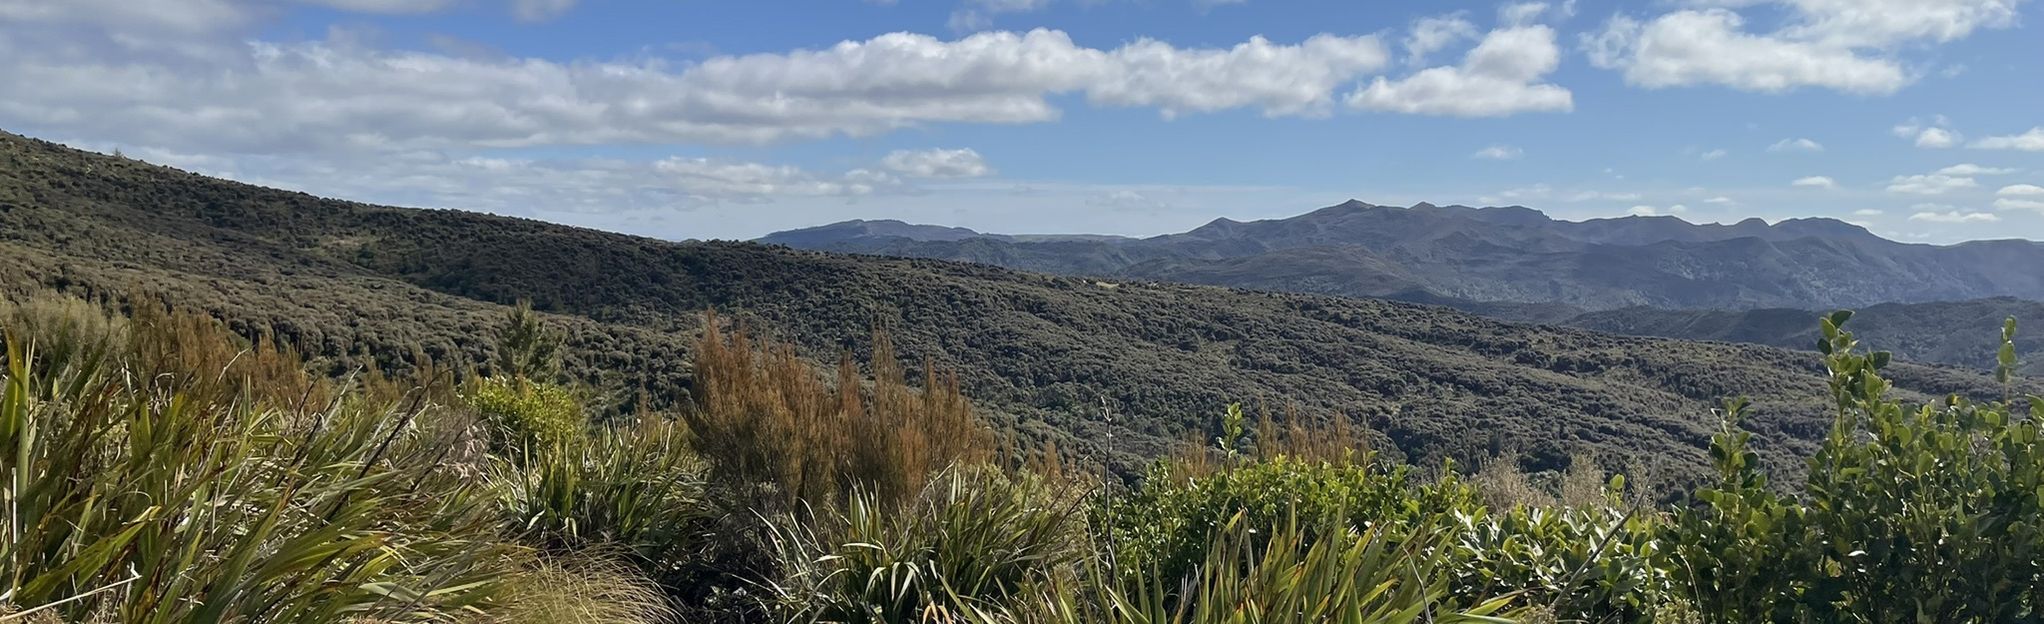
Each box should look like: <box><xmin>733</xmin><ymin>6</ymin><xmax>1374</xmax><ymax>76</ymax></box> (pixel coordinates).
<box><xmin>761</xmin><ymin>200</ymin><xmax>2044</xmax><ymax>311</ymax></box>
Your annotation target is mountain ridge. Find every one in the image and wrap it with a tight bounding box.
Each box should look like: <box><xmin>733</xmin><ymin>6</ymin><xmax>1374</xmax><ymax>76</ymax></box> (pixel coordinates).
<box><xmin>759</xmin><ymin>201</ymin><xmax>2044</xmax><ymax>311</ymax></box>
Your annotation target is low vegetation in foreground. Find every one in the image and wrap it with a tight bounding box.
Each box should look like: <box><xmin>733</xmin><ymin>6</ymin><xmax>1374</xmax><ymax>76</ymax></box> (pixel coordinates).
<box><xmin>1</xmin><ymin>293</ymin><xmax>2039</xmax><ymax>623</ymax></box>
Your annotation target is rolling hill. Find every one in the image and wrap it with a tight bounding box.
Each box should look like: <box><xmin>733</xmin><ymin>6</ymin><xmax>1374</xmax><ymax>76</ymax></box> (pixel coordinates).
<box><xmin>0</xmin><ymin>130</ymin><xmax>2023</xmax><ymax>482</ymax></box>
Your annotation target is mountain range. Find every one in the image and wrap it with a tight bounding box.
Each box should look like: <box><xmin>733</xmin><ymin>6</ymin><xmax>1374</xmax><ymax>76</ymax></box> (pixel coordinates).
<box><xmin>4</xmin><ymin>129</ymin><xmax>2024</xmax><ymax>482</ymax></box>
<box><xmin>762</xmin><ymin>203</ymin><xmax>2044</xmax><ymax>372</ymax></box>
<box><xmin>762</xmin><ymin>201</ymin><xmax>2044</xmax><ymax>311</ymax></box>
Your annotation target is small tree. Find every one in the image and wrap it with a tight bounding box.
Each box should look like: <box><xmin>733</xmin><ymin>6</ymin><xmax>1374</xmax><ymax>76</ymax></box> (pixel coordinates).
<box><xmin>495</xmin><ymin>299</ymin><xmax>561</xmax><ymax>382</ymax></box>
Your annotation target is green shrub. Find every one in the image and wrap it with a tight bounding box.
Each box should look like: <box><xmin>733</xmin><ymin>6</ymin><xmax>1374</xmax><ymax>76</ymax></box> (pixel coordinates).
<box><xmin>0</xmin><ymin>305</ymin><xmax>517</xmax><ymax>622</ymax></box>
<box><xmin>1449</xmin><ymin>503</ymin><xmax>1671</xmax><ymax>623</ymax></box>
<box><xmin>766</xmin><ymin>466</ymin><xmax>1085</xmax><ymax>623</ymax></box>
<box><xmin>1103</xmin><ymin>455</ymin><xmax>1474</xmax><ymax>586</ymax></box>
<box><xmin>1054</xmin><ymin>510</ymin><xmax>1524</xmax><ymax>624</ymax></box>
<box><xmin>491</xmin><ymin>417</ymin><xmax>712</xmax><ymax>587</ymax></box>
<box><xmin>1667</xmin><ymin>312</ymin><xmax>2044</xmax><ymax>622</ymax></box>
<box><xmin>467</xmin><ymin>376</ymin><xmax>586</xmax><ymax>448</ymax></box>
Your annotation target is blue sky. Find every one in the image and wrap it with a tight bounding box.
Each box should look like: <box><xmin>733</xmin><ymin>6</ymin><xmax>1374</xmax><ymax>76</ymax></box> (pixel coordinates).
<box><xmin>3</xmin><ymin>0</ymin><xmax>2042</xmax><ymax>242</ymax></box>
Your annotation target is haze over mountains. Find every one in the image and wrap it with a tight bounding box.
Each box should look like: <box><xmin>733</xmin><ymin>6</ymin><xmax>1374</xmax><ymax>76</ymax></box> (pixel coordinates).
<box><xmin>764</xmin><ymin>200</ymin><xmax>2044</xmax><ymax>312</ymax></box>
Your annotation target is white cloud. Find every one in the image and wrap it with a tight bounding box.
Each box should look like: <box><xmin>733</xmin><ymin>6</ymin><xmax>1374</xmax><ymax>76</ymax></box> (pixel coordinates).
<box><xmin>1935</xmin><ymin>163</ymin><xmax>2015</xmax><ymax>176</ymax></box>
<box><xmin>1626</xmin><ymin>204</ymin><xmax>1687</xmax><ymax>216</ymax></box>
<box><xmin>1767</xmin><ymin>138</ymin><xmax>1825</xmax><ymax>152</ymax></box>
<box><xmin>1914</xmin><ymin>127</ymin><xmax>1961</xmax><ymax>148</ymax></box>
<box><xmin>882</xmin><ymin>148</ymin><xmax>992</xmax><ymax>178</ymax></box>
<box><xmin>1087</xmin><ymin>189</ymin><xmax>1169</xmax><ymax>211</ymax></box>
<box><xmin>1973</xmin><ymin>128</ymin><xmax>2044</xmax><ymax>151</ymax></box>
<box><xmin>1498</xmin><ymin>2</ymin><xmax>1550</xmax><ymax>25</ymax></box>
<box><xmin>2000</xmin><ymin>184</ymin><xmax>2044</xmax><ymax>197</ymax></box>
<box><xmin>652</xmin><ymin>158</ymin><xmax>904</xmax><ymax>198</ymax></box>
<box><xmin>1562</xmin><ymin>190</ymin><xmax>1643</xmax><ymax>202</ymax></box>
<box><xmin>947</xmin><ymin>0</ymin><xmax>1053</xmax><ymax>32</ymax></box>
<box><xmin>1704</xmin><ymin>196</ymin><xmax>1736</xmax><ymax>205</ymax></box>
<box><xmin>1583</xmin><ymin>1</ymin><xmax>2020</xmax><ymax>95</ymax></box>
<box><xmin>1699</xmin><ymin>148</ymin><xmax>1728</xmax><ymax>160</ymax></box>
<box><xmin>1853</xmin><ymin>208</ymin><xmax>1884</xmax><ymax>216</ymax></box>
<box><xmin>1472</xmin><ymin>145</ymin><xmax>1524</xmax><ymax>160</ymax></box>
<box><xmin>1886</xmin><ymin>171</ymin><xmax>1980</xmax><ymax>195</ymax></box>
<box><xmin>1088</xmin><ymin>34</ymin><xmax>1391</xmax><ymax>118</ymax></box>
<box><xmin>1405</xmin><ymin>14</ymin><xmax>1478</xmax><ymax>65</ymax></box>
<box><xmin>1996</xmin><ymin>198</ymin><xmax>2044</xmax><ymax>212</ymax></box>
<box><xmin>509</xmin><ymin>0</ymin><xmax>578</xmax><ymax>22</ymax></box>
<box><xmin>1348</xmin><ymin>25</ymin><xmax>1573</xmax><ymax>117</ymax></box>
<box><xmin>1910</xmin><ymin>209</ymin><xmax>2001</xmax><ymax>223</ymax></box>
<box><xmin>1792</xmin><ymin>176</ymin><xmax>1838</xmax><ymax>189</ymax></box>
<box><xmin>0</xmin><ymin>15</ymin><xmax>1408</xmax><ymax>152</ymax></box>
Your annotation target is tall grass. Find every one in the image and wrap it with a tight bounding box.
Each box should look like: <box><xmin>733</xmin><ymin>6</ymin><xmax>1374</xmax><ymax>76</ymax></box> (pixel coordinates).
<box><xmin>685</xmin><ymin>312</ymin><xmax>990</xmax><ymax>509</ymax></box>
<box><xmin>0</xmin><ymin>298</ymin><xmax>514</xmax><ymax>621</ymax></box>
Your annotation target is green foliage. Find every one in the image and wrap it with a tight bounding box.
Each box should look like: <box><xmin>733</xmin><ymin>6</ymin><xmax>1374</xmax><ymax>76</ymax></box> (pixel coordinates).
<box><xmin>1057</xmin><ymin>512</ymin><xmax>1524</xmax><ymax>624</ymax></box>
<box><xmin>491</xmin><ymin>417</ymin><xmax>712</xmax><ymax>587</ymax></box>
<box><xmin>1667</xmin><ymin>312</ymin><xmax>2044</xmax><ymax>622</ymax></box>
<box><xmin>1104</xmin><ymin>455</ymin><xmax>1472</xmax><ymax>587</ymax></box>
<box><xmin>766</xmin><ymin>467</ymin><xmax>1084</xmax><ymax>623</ymax></box>
<box><xmin>467</xmin><ymin>376</ymin><xmax>586</xmax><ymax>448</ymax></box>
<box><xmin>1449</xmin><ymin>504</ymin><xmax>1670</xmax><ymax>624</ymax></box>
<box><xmin>495</xmin><ymin>299</ymin><xmax>563</xmax><ymax>381</ymax></box>
<box><xmin>0</xmin><ymin>305</ymin><xmax>518</xmax><ymax>622</ymax></box>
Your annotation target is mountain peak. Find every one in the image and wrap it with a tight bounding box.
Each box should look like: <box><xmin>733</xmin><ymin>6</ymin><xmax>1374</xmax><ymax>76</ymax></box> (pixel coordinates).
<box><xmin>759</xmin><ymin>219</ymin><xmax>988</xmax><ymax>246</ymax></box>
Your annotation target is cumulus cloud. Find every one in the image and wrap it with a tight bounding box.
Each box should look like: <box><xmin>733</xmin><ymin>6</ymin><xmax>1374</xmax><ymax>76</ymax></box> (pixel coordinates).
<box><xmin>1887</xmin><ymin>172</ymin><xmax>1979</xmax><ymax>195</ymax></box>
<box><xmin>1910</xmin><ymin>209</ymin><xmax>2000</xmax><ymax>223</ymax></box>
<box><xmin>1347</xmin><ymin>25</ymin><xmax>1573</xmax><ymax>116</ymax></box>
<box><xmin>1472</xmin><ymin>145</ymin><xmax>1524</xmax><ymax>160</ymax></box>
<box><xmin>1853</xmin><ymin>208</ymin><xmax>1884</xmax><ymax>216</ymax></box>
<box><xmin>1793</xmin><ymin>176</ymin><xmax>1838</xmax><ymax>189</ymax></box>
<box><xmin>1405</xmin><ymin>14</ymin><xmax>1478</xmax><ymax>65</ymax></box>
<box><xmin>882</xmin><ymin>148</ymin><xmax>992</xmax><ymax>178</ymax></box>
<box><xmin>1996</xmin><ymin>184</ymin><xmax>2044</xmax><ymax>211</ymax></box>
<box><xmin>1935</xmin><ymin>163</ymin><xmax>2015</xmax><ymax>176</ymax></box>
<box><xmin>1768</xmin><ymin>138</ymin><xmax>1825</xmax><ymax>152</ymax></box>
<box><xmin>1583</xmin><ymin>1</ymin><xmax>2021</xmax><ymax>94</ymax></box>
<box><xmin>1973</xmin><ymin>127</ymin><xmax>2044</xmax><ymax>151</ymax></box>
<box><xmin>0</xmin><ymin>7</ymin><xmax>1413</xmax><ymax>154</ymax></box>
<box><xmin>1498</xmin><ymin>2</ymin><xmax>1550</xmax><ymax>25</ymax></box>
<box><xmin>1087</xmin><ymin>34</ymin><xmax>1391</xmax><ymax>118</ymax></box>
<box><xmin>1704</xmin><ymin>196</ymin><xmax>1737</xmax><ymax>205</ymax></box>
<box><xmin>1699</xmin><ymin>148</ymin><xmax>1728</xmax><ymax>160</ymax></box>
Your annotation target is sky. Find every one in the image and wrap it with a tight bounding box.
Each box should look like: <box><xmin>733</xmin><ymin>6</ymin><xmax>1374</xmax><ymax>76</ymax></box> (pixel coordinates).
<box><xmin>3</xmin><ymin>0</ymin><xmax>2043</xmax><ymax>243</ymax></box>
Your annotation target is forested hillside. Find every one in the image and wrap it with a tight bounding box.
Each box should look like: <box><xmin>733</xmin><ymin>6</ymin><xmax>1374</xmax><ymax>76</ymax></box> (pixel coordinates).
<box><xmin>0</xmin><ymin>130</ymin><xmax>2020</xmax><ymax>478</ymax></box>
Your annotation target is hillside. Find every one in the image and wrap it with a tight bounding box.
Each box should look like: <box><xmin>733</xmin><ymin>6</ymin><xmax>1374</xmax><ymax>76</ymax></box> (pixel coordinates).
<box><xmin>0</xmin><ymin>131</ymin><xmax>2021</xmax><ymax>480</ymax></box>
<box><xmin>1566</xmin><ymin>298</ymin><xmax>2044</xmax><ymax>375</ymax></box>
<box><xmin>763</xmin><ymin>201</ymin><xmax>2044</xmax><ymax>310</ymax></box>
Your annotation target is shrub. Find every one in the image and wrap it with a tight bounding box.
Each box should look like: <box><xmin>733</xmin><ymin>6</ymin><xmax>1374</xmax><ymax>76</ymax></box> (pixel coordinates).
<box><xmin>467</xmin><ymin>376</ymin><xmax>587</xmax><ymax>448</ymax></box>
<box><xmin>1667</xmin><ymin>312</ymin><xmax>2044</xmax><ymax>622</ymax></box>
<box><xmin>685</xmin><ymin>312</ymin><xmax>990</xmax><ymax>509</ymax></box>
<box><xmin>1057</xmin><ymin>510</ymin><xmax>1524</xmax><ymax>624</ymax></box>
<box><xmin>490</xmin><ymin>416</ymin><xmax>712</xmax><ymax>587</ymax></box>
<box><xmin>0</xmin><ymin>299</ymin><xmax>518</xmax><ymax>622</ymax></box>
<box><xmin>765</xmin><ymin>466</ymin><xmax>1085</xmax><ymax>623</ymax></box>
<box><xmin>1104</xmin><ymin>454</ymin><xmax>1474</xmax><ymax>587</ymax></box>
